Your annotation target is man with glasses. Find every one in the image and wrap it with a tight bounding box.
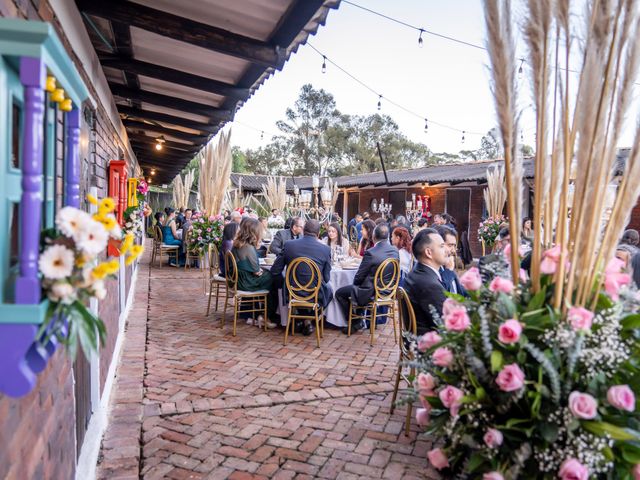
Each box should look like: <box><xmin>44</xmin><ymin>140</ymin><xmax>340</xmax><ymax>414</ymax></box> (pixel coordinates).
<box><xmin>270</xmin><ymin>216</ymin><xmax>304</xmax><ymax>256</ymax></box>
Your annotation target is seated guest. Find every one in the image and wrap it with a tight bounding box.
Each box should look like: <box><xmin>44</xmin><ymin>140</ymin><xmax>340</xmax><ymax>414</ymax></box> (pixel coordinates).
<box><xmin>322</xmin><ymin>222</ymin><xmax>349</xmax><ymax>259</ymax></box>
<box><xmin>616</xmin><ymin>244</ymin><xmax>636</xmax><ymax>270</ymax></box>
<box><xmin>352</xmin><ymin>219</ymin><xmax>376</xmax><ymax>258</ymax></box>
<box><xmin>268</xmin><ymin>208</ymin><xmax>284</xmax><ymax>224</ymax></box>
<box><xmin>391</xmin><ymin>226</ymin><xmax>413</xmax><ymax>275</ymax></box>
<box><xmin>154</xmin><ymin>211</ymin><xmax>165</xmax><ymax>227</ymax></box>
<box><xmin>435</xmin><ymin>225</ymin><xmax>467</xmax><ymax>296</ymax></box>
<box><xmin>348</xmin><ymin>213</ymin><xmax>363</xmax><ymax>241</ymax></box>
<box><xmin>176</xmin><ymin>208</ymin><xmax>186</xmax><ymax>228</ymax></box>
<box><xmin>259</xmin><ymin>217</ymin><xmax>272</xmax><ymax>241</ymax></box>
<box><xmin>230</xmin><ymin>210</ymin><xmax>242</xmax><ymax>224</ymax></box>
<box><xmin>231</xmin><ymin>218</ymin><xmax>277</xmax><ymax>329</ymax></box>
<box><xmin>219</xmin><ymin>221</ymin><xmax>239</xmax><ymax>277</ymax></box>
<box><xmin>162</xmin><ymin>208</ymin><xmax>185</xmax><ymax>267</ymax></box>
<box><xmin>404</xmin><ymin>228</ymin><xmax>449</xmax><ymax>334</ymax></box>
<box><xmin>632</xmin><ymin>252</ymin><xmax>640</xmax><ymax>288</ymax></box>
<box><xmin>432</xmin><ymin>213</ymin><xmax>445</xmax><ymax>226</ymax></box>
<box><xmin>355</xmin><ymin>211</ymin><xmax>370</xmax><ymax>242</ymax></box>
<box><xmin>621</xmin><ymin>229</ymin><xmax>640</xmax><ymax>255</ymax></box>
<box><xmin>182</xmin><ymin>208</ymin><xmax>193</xmax><ymax>232</ymax></box>
<box><xmin>271</xmin><ymin>219</ymin><xmax>333</xmax><ymax>336</ymax></box>
<box><xmin>270</xmin><ymin>217</ymin><xmax>304</xmax><ymax>256</ymax></box>
<box><xmin>335</xmin><ymin>224</ymin><xmax>399</xmax><ymax>333</ymax></box>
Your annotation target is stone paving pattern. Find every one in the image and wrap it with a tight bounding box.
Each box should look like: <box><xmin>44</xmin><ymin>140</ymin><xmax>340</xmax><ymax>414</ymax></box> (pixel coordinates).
<box><xmin>96</xmin><ymin>245</ymin><xmax>437</xmax><ymax>479</ymax></box>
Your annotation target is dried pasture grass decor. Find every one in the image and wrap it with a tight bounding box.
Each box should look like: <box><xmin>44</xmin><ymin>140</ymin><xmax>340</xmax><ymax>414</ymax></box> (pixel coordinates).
<box><xmin>261</xmin><ymin>176</ymin><xmax>287</xmax><ymax>212</ymax></box>
<box><xmin>198</xmin><ymin>129</ymin><xmax>233</xmax><ymax>216</ymax></box>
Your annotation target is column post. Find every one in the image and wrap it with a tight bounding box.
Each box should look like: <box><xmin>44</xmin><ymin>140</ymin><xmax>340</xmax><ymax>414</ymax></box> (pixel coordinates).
<box><xmin>65</xmin><ymin>108</ymin><xmax>81</xmax><ymax>207</ymax></box>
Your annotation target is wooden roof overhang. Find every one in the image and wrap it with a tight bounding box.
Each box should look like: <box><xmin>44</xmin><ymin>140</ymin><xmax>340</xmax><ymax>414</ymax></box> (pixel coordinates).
<box><xmin>75</xmin><ymin>0</ymin><xmax>340</xmax><ymax>184</ymax></box>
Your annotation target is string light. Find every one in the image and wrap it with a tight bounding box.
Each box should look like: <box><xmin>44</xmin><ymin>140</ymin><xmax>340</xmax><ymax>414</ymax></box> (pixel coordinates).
<box><xmin>155</xmin><ymin>136</ymin><xmax>165</xmax><ymax>151</ymax></box>
<box><xmin>151</xmin><ymin>168</ymin><xmax>156</xmax><ymax>175</ymax></box>
<box><xmin>418</xmin><ymin>29</ymin><xmax>424</xmax><ymax>48</ymax></box>
<box><xmin>461</xmin><ymin>131</ymin><xmax>466</xmax><ymax>144</ymax></box>
<box><xmin>261</xmin><ymin>130</ymin><xmax>264</xmax><ymax>140</ymax></box>
<box><xmin>424</xmin><ymin>118</ymin><xmax>428</xmax><ymax>133</ymax></box>
<box><xmin>306</xmin><ymin>42</ymin><xmax>483</xmax><ymax>136</ymax></box>
<box><xmin>518</xmin><ymin>59</ymin><xmax>524</xmax><ymax>79</ymax></box>
<box><xmin>321</xmin><ymin>55</ymin><xmax>327</xmax><ymax>74</ymax></box>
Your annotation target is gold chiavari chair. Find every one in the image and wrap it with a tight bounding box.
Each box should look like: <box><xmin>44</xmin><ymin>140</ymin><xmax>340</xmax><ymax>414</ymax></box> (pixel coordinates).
<box><xmin>206</xmin><ymin>244</ymin><xmax>227</xmax><ymax>316</ymax></box>
<box><xmin>284</xmin><ymin>257</ymin><xmax>324</xmax><ymax>348</ymax></box>
<box><xmin>153</xmin><ymin>225</ymin><xmax>179</xmax><ymax>268</ymax></box>
<box><xmin>183</xmin><ymin>228</ymin><xmax>199</xmax><ymax>270</ymax></box>
<box><xmin>391</xmin><ymin>287</ymin><xmax>418</xmax><ymax>436</ymax></box>
<box><xmin>222</xmin><ymin>251</ymin><xmax>269</xmax><ymax>336</ymax></box>
<box><xmin>347</xmin><ymin>258</ymin><xmax>401</xmax><ymax>345</ymax></box>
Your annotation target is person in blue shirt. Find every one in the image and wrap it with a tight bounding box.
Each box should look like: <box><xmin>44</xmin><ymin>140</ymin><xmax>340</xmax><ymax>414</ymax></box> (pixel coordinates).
<box><xmin>355</xmin><ymin>212</ymin><xmax>370</xmax><ymax>243</ymax></box>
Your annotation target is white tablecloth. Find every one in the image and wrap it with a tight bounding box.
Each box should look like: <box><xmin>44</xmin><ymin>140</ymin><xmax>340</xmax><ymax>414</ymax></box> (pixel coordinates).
<box><xmin>264</xmin><ymin>264</ymin><xmax>358</xmax><ymax>327</ymax></box>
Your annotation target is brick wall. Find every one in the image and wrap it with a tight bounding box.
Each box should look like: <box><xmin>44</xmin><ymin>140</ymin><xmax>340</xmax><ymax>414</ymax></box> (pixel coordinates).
<box><xmin>349</xmin><ymin>185</ymin><xmax>485</xmax><ymax>257</ymax></box>
<box><xmin>0</xmin><ymin>0</ymin><xmax>139</xmax><ymax>478</ymax></box>
<box><xmin>627</xmin><ymin>202</ymin><xmax>640</xmax><ymax>232</ymax></box>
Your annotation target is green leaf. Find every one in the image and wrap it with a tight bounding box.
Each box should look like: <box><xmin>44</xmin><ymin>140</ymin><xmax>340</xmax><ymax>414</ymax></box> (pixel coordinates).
<box><xmin>582</xmin><ymin>421</ymin><xmax>640</xmax><ymax>441</ymax></box>
<box><xmin>622</xmin><ymin>314</ymin><xmax>640</xmax><ymax>330</ymax></box>
<box><xmin>527</xmin><ymin>287</ymin><xmax>547</xmax><ymax>311</ymax></box>
<box><xmin>540</xmin><ymin>423</ymin><xmax>559</xmax><ymax>443</ymax></box>
<box><xmin>620</xmin><ymin>443</ymin><xmax>640</xmax><ymax>463</ymax></box>
<box><xmin>491</xmin><ymin>350</ymin><xmax>504</xmax><ymax>373</ymax></box>
<box><xmin>467</xmin><ymin>452</ymin><xmax>486</xmax><ymax>472</ymax></box>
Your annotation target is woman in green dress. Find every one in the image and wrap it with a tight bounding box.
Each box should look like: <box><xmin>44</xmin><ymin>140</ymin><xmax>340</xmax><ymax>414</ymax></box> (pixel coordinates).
<box><xmin>232</xmin><ymin>218</ymin><xmax>278</xmax><ymax>328</ymax></box>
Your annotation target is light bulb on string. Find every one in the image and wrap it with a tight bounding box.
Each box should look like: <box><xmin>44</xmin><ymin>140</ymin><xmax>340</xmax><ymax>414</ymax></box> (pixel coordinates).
<box><xmin>155</xmin><ymin>136</ymin><xmax>165</xmax><ymax>151</ymax></box>
<box><xmin>518</xmin><ymin>59</ymin><xmax>524</xmax><ymax>79</ymax></box>
<box><xmin>424</xmin><ymin>118</ymin><xmax>428</xmax><ymax>133</ymax></box>
<box><xmin>377</xmin><ymin>95</ymin><xmax>382</xmax><ymax>111</ymax></box>
<box><xmin>520</xmin><ymin>131</ymin><xmax>524</xmax><ymax>143</ymax></box>
<box><xmin>418</xmin><ymin>29</ymin><xmax>424</xmax><ymax>48</ymax></box>
<box><xmin>321</xmin><ymin>56</ymin><xmax>327</xmax><ymax>74</ymax></box>
<box><xmin>261</xmin><ymin>130</ymin><xmax>264</xmax><ymax>140</ymax></box>
<box><xmin>461</xmin><ymin>131</ymin><xmax>466</xmax><ymax>144</ymax></box>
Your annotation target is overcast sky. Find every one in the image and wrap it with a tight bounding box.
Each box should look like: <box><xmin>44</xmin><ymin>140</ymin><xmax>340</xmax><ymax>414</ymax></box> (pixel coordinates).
<box><xmin>229</xmin><ymin>0</ymin><xmax>639</xmax><ymax>157</ymax></box>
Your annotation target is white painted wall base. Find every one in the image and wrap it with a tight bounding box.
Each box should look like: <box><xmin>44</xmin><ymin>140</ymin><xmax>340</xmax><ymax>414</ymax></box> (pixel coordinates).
<box><xmin>75</xmin><ymin>261</ymin><xmax>139</xmax><ymax>480</ymax></box>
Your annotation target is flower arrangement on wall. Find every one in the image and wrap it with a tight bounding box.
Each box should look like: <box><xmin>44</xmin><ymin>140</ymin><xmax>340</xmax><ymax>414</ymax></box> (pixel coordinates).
<box><xmin>38</xmin><ymin>195</ymin><xmax>144</xmax><ymax>358</ymax></box>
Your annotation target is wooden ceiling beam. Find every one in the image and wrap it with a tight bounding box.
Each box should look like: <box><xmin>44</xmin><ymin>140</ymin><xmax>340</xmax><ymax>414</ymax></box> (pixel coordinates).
<box><xmin>118</xmin><ymin>105</ymin><xmax>221</xmax><ymax>134</ymax></box>
<box><xmin>123</xmin><ymin>119</ymin><xmax>208</xmax><ymax>143</ymax></box>
<box><xmin>77</xmin><ymin>0</ymin><xmax>285</xmax><ymax>68</ymax></box>
<box><xmin>100</xmin><ymin>56</ymin><xmax>249</xmax><ymax>100</ymax></box>
<box><xmin>132</xmin><ymin>146</ymin><xmax>192</xmax><ymax>161</ymax></box>
<box><xmin>110</xmin><ymin>83</ymin><xmax>225</xmax><ymax>117</ymax></box>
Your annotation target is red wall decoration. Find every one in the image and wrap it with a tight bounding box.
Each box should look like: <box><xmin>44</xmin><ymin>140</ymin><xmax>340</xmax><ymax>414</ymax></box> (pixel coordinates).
<box><xmin>108</xmin><ymin>159</ymin><xmax>127</xmax><ymax>256</ymax></box>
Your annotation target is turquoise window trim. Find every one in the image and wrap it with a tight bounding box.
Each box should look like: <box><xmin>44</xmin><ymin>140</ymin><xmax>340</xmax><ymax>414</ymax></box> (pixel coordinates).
<box><xmin>0</xmin><ymin>299</ymin><xmax>50</xmax><ymax>324</ymax></box>
<box><xmin>0</xmin><ymin>19</ymin><xmax>89</xmax><ymax>105</ymax></box>
<box><xmin>43</xmin><ymin>101</ymin><xmax>56</xmax><ymax>228</ymax></box>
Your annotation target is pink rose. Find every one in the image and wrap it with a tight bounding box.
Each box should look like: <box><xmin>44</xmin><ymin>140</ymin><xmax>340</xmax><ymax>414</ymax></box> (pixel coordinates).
<box><xmin>483</xmin><ymin>473</ymin><xmax>504</xmax><ymax>480</ymax></box>
<box><xmin>519</xmin><ymin>268</ymin><xmax>529</xmax><ymax>283</ymax></box>
<box><xmin>604</xmin><ymin>272</ymin><xmax>631</xmax><ymax>301</ymax></box>
<box><xmin>559</xmin><ymin>458</ymin><xmax>589</xmax><ymax>480</ymax></box>
<box><xmin>496</xmin><ymin>364</ymin><xmax>525</xmax><ymax>392</ymax></box>
<box><xmin>460</xmin><ymin>267</ymin><xmax>482</xmax><ymax>290</ymax></box>
<box><xmin>417</xmin><ymin>331</ymin><xmax>442</xmax><ymax>352</ymax></box>
<box><xmin>489</xmin><ymin>277</ymin><xmax>514</xmax><ymax>294</ymax></box>
<box><xmin>439</xmin><ymin>385</ymin><xmax>464</xmax><ymax>416</ymax></box>
<box><xmin>433</xmin><ymin>347</ymin><xmax>454</xmax><ymax>367</ymax></box>
<box><xmin>540</xmin><ymin>255</ymin><xmax>557</xmax><ymax>274</ymax></box>
<box><xmin>444</xmin><ymin>306</ymin><xmax>471</xmax><ymax>332</ymax></box>
<box><xmin>606</xmin><ymin>257</ymin><xmax>625</xmax><ymax>274</ymax></box>
<box><xmin>417</xmin><ymin>373</ymin><xmax>437</xmax><ymax>396</ymax></box>
<box><xmin>607</xmin><ymin>385</ymin><xmax>636</xmax><ymax>412</ymax></box>
<box><xmin>443</xmin><ymin>298</ymin><xmax>461</xmax><ymax>317</ymax></box>
<box><xmin>427</xmin><ymin>448</ymin><xmax>449</xmax><ymax>470</ymax></box>
<box><xmin>568</xmin><ymin>391</ymin><xmax>598</xmax><ymax>419</ymax></box>
<box><xmin>498</xmin><ymin>319</ymin><xmax>522</xmax><ymax>344</ymax></box>
<box><xmin>483</xmin><ymin>428</ymin><xmax>503</xmax><ymax>448</ymax></box>
<box><xmin>415</xmin><ymin>407</ymin><xmax>430</xmax><ymax>426</ymax></box>
<box><xmin>567</xmin><ymin>307</ymin><xmax>594</xmax><ymax>332</ymax></box>
<box><xmin>633</xmin><ymin>464</ymin><xmax>640</xmax><ymax>480</ymax></box>
<box><xmin>545</xmin><ymin>244</ymin><xmax>563</xmax><ymax>262</ymax></box>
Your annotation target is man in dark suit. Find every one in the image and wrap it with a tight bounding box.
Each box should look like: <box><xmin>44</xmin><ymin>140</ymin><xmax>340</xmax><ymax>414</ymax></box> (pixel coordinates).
<box><xmin>435</xmin><ymin>226</ymin><xmax>467</xmax><ymax>297</ymax></box>
<box><xmin>270</xmin><ymin>217</ymin><xmax>304</xmax><ymax>256</ymax></box>
<box><xmin>335</xmin><ymin>223</ymin><xmax>400</xmax><ymax>333</ymax></box>
<box><xmin>270</xmin><ymin>219</ymin><xmax>332</xmax><ymax>336</ymax></box>
<box><xmin>404</xmin><ymin>228</ymin><xmax>450</xmax><ymax>335</ymax></box>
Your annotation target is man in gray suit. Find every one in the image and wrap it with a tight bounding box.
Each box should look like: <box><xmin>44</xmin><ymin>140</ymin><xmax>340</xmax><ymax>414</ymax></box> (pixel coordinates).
<box><xmin>269</xmin><ymin>217</ymin><xmax>304</xmax><ymax>256</ymax></box>
<box><xmin>335</xmin><ymin>224</ymin><xmax>399</xmax><ymax>333</ymax></box>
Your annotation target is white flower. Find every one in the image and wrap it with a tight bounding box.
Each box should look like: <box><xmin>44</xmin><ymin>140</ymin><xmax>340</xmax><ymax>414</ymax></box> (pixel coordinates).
<box><xmin>109</xmin><ymin>221</ymin><xmax>122</xmax><ymax>240</ymax></box>
<box><xmin>92</xmin><ymin>280</ymin><xmax>106</xmax><ymax>300</ymax></box>
<box><xmin>48</xmin><ymin>281</ymin><xmax>76</xmax><ymax>304</ymax></box>
<box><xmin>76</xmin><ymin>219</ymin><xmax>109</xmax><ymax>255</ymax></box>
<box><xmin>39</xmin><ymin>245</ymin><xmax>75</xmax><ymax>279</ymax></box>
<box><xmin>56</xmin><ymin>207</ymin><xmax>92</xmax><ymax>241</ymax></box>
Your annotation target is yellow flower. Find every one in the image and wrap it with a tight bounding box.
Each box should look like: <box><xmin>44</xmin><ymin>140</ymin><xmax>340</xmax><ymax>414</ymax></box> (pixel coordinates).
<box><xmin>125</xmin><ymin>245</ymin><xmax>144</xmax><ymax>266</ymax></box>
<box><xmin>105</xmin><ymin>260</ymin><xmax>120</xmax><ymax>274</ymax></box>
<box><xmin>99</xmin><ymin>197</ymin><xmax>116</xmax><ymax>214</ymax></box>
<box><xmin>91</xmin><ymin>263</ymin><xmax>110</xmax><ymax>280</ymax></box>
<box><xmin>87</xmin><ymin>194</ymin><xmax>98</xmax><ymax>206</ymax></box>
<box><xmin>119</xmin><ymin>233</ymin><xmax>134</xmax><ymax>255</ymax></box>
<box><xmin>99</xmin><ymin>215</ymin><xmax>117</xmax><ymax>231</ymax></box>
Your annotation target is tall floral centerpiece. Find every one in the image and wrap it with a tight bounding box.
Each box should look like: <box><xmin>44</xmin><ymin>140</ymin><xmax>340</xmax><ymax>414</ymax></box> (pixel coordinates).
<box><xmin>412</xmin><ymin>1</ymin><xmax>640</xmax><ymax>478</ymax></box>
<box><xmin>38</xmin><ymin>195</ymin><xmax>144</xmax><ymax>358</ymax></box>
<box><xmin>479</xmin><ymin>215</ymin><xmax>508</xmax><ymax>250</ymax></box>
<box><xmin>189</xmin><ymin>214</ymin><xmax>224</xmax><ymax>256</ymax></box>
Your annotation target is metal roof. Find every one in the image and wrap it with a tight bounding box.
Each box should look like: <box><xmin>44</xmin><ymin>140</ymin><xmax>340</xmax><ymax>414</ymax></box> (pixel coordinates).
<box><xmin>75</xmin><ymin>0</ymin><xmax>340</xmax><ymax>184</ymax></box>
<box><xmin>231</xmin><ymin>148</ymin><xmax>632</xmax><ymax>192</ymax></box>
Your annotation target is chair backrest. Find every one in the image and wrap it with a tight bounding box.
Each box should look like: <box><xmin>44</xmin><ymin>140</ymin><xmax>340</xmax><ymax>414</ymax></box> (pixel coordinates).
<box><xmin>208</xmin><ymin>244</ymin><xmax>220</xmax><ymax>278</ymax></box>
<box><xmin>184</xmin><ymin>228</ymin><xmax>192</xmax><ymax>249</ymax></box>
<box><xmin>285</xmin><ymin>257</ymin><xmax>321</xmax><ymax>304</ymax></box>
<box><xmin>396</xmin><ymin>287</ymin><xmax>417</xmax><ymax>358</ymax></box>
<box><xmin>349</xmin><ymin>225</ymin><xmax>357</xmax><ymax>242</ymax></box>
<box><xmin>373</xmin><ymin>258</ymin><xmax>400</xmax><ymax>302</ymax></box>
<box><xmin>154</xmin><ymin>224</ymin><xmax>164</xmax><ymax>243</ymax></box>
<box><xmin>224</xmin><ymin>250</ymin><xmax>238</xmax><ymax>292</ymax></box>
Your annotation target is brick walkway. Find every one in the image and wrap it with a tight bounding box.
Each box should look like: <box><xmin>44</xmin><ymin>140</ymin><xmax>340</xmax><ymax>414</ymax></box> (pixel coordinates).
<box><xmin>96</xmin><ymin>245</ymin><xmax>437</xmax><ymax>479</ymax></box>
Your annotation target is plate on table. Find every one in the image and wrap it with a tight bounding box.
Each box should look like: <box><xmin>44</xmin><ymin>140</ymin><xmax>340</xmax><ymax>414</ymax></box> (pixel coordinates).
<box><xmin>340</xmin><ymin>261</ymin><xmax>360</xmax><ymax>270</ymax></box>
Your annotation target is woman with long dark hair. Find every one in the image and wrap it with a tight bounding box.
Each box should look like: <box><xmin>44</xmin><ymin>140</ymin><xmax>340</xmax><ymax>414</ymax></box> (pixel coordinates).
<box><xmin>322</xmin><ymin>222</ymin><xmax>349</xmax><ymax>259</ymax></box>
<box><xmin>161</xmin><ymin>207</ymin><xmax>184</xmax><ymax>266</ymax></box>
<box><xmin>352</xmin><ymin>219</ymin><xmax>376</xmax><ymax>258</ymax></box>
